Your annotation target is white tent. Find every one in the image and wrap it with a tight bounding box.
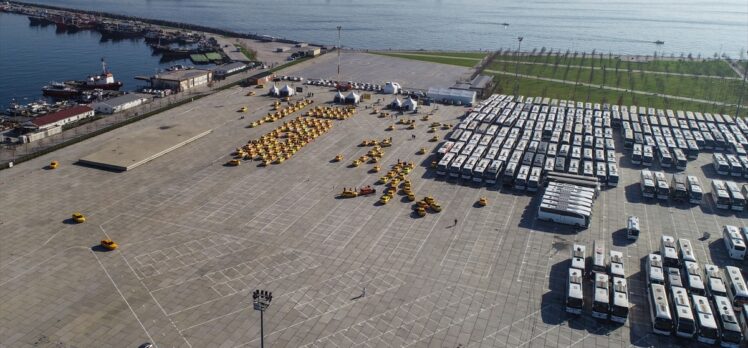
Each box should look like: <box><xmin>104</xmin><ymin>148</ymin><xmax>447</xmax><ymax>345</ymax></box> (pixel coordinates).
<box><xmin>269</xmin><ymin>84</ymin><xmax>280</xmax><ymax>96</ymax></box>
<box><xmin>279</xmin><ymin>84</ymin><xmax>295</xmax><ymax>97</ymax></box>
<box><xmin>403</xmin><ymin>97</ymin><xmax>418</xmax><ymax>111</ymax></box>
<box><xmin>333</xmin><ymin>91</ymin><xmax>345</xmax><ymax>103</ymax></box>
<box><xmin>390</xmin><ymin>98</ymin><xmax>402</xmax><ymax>109</ymax></box>
<box><xmin>383</xmin><ymin>82</ymin><xmax>401</xmax><ymax>94</ymax></box>
<box><xmin>345</xmin><ymin>91</ymin><xmax>360</xmax><ymax>104</ymax></box>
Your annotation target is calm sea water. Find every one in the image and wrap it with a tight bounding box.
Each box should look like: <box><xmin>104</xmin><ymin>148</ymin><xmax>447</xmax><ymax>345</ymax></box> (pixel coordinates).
<box><xmin>24</xmin><ymin>0</ymin><xmax>748</xmax><ymax>55</ymax></box>
<box><xmin>3</xmin><ymin>0</ymin><xmax>747</xmax><ymax>107</ymax></box>
<box><xmin>0</xmin><ymin>12</ymin><xmax>193</xmax><ymax>109</ymax></box>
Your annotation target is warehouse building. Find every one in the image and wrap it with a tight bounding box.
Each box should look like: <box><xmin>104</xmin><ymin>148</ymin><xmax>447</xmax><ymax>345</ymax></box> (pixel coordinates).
<box><xmin>150</xmin><ymin>69</ymin><xmax>212</xmax><ymax>92</ymax></box>
<box><xmin>450</xmin><ymin>75</ymin><xmax>493</xmax><ymax>98</ymax></box>
<box><xmin>22</xmin><ymin>105</ymin><xmax>94</xmax><ymax>131</ymax></box>
<box><xmin>212</xmin><ymin>62</ymin><xmax>248</xmax><ymax>79</ymax></box>
<box><xmin>427</xmin><ymin>87</ymin><xmax>476</xmax><ymax>106</ymax></box>
<box><xmin>93</xmin><ymin>93</ymin><xmax>151</xmax><ymax>114</ymax></box>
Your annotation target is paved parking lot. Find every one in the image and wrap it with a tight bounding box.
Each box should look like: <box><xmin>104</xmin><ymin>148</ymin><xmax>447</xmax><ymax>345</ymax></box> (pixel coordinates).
<box><xmin>281</xmin><ymin>51</ymin><xmax>474</xmax><ymax>90</ymax></box>
<box><xmin>0</xmin><ymin>79</ymin><xmax>746</xmax><ymax>348</ymax></box>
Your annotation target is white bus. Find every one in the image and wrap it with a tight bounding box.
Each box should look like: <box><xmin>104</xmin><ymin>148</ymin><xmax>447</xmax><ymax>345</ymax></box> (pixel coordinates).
<box><xmin>725</xmin><ymin>266</ymin><xmax>748</xmax><ymax>309</ymax></box>
<box><xmin>592</xmin><ymin>273</ymin><xmax>611</xmax><ymax>320</ymax></box>
<box><xmin>449</xmin><ymin>154</ymin><xmax>467</xmax><ymax>178</ymax></box>
<box><xmin>515</xmin><ymin>165</ymin><xmax>531</xmax><ymax>190</ymax></box>
<box><xmin>642</xmin><ymin>145</ymin><xmax>654</xmax><ymax>167</ymax></box>
<box><xmin>670</xmin><ymin>286</ymin><xmax>696</xmax><ymax>338</ymax></box>
<box><xmin>591</xmin><ymin>240</ymin><xmax>607</xmax><ymax>278</ymax></box>
<box><xmin>640</xmin><ymin>169</ymin><xmax>656</xmax><ymax>198</ymax></box>
<box><xmin>566</xmin><ymin>268</ymin><xmax>584</xmax><ymax>315</ymax></box>
<box><xmin>609</xmin><ymin>250</ymin><xmax>625</xmax><ymax>278</ymax></box>
<box><xmin>659</xmin><ymin>146</ymin><xmax>673</xmax><ymax>168</ymax></box>
<box><xmin>712</xmin><ymin>180</ymin><xmax>732</xmax><ymax>210</ymax></box>
<box><xmin>725</xmin><ymin>181</ymin><xmax>745</xmax><ymax>211</ymax></box>
<box><xmin>631</xmin><ymin>143</ymin><xmax>643</xmax><ymax>165</ymax></box>
<box><xmin>484</xmin><ymin>160</ymin><xmax>504</xmax><ymax>185</ymax></box>
<box><xmin>627</xmin><ymin>215</ymin><xmax>640</xmax><ymax>240</ymax></box>
<box><xmin>687</xmin><ymin>175</ymin><xmax>703</xmax><ymax>204</ymax></box>
<box><xmin>691</xmin><ymin>294</ymin><xmax>719</xmax><ymax>345</ymax></box>
<box><xmin>571</xmin><ymin>244</ymin><xmax>586</xmax><ymax>272</ymax></box>
<box><xmin>472</xmin><ymin>158</ymin><xmax>490</xmax><ymax>184</ymax></box>
<box><xmin>436</xmin><ymin>152</ymin><xmax>455</xmax><ymax>176</ymax></box>
<box><xmin>713</xmin><ymin>295</ymin><xmax>743</xmax><ymax>347</ymax></box>
<box><xmin>461</xmin><ymin>156</ymin><xmax>479</xmax><ymax>180</ymax></box>
<box><xmin>606</xmin><ymin>163</ymin><xmax>619</xmax><ymax>187</ymax></box>
<box><xmin>684</xmin><ymin>261</ymin><xmax>707</xmax><ymax>296</ymax></box>
<box><xmin>646</xmin><ymin>254</ymin><xmax>665</xmax><ymax>285</ymax></box>
<box><xmin>704</xmin><ymin>264</ymin><xmax>727</xmax><ymax>298</ymax></box>
<box><xmin>660</xmin><ymin>235</ymin><xmax>680</xmax><ymax>268</ymax></box>
<box><xmin>678</xmin><ymin>238</ymin><xmax>697</xmax><ymax>263</ymax></box>
<box><xmin>610</xmin><ymin>277</ymin><xmax>630</xmax><ymax>324</ymax></box>
<box><xmin>537</xmin><ymin>200</ymin><xmax>591</xmax><ymax>228</ymax></box>
<box><xmin>654</xmin><ymin>171</ymin><xmax>670</xmax><ymax>200</ymax></box>
<box><xmin>527</xmin><ymin>167</ymin><xmax>543</xmax><ymax>192</ymax></box>
<box><xmin>714</xmin><ymin>153</ymin><xmax>730</xmax><ymax>175</ymax></box>
<box><xmin>723</xmin><ymin>225</ymin><xmax>746</xmax><ymax>260</ymax></box>
<box><xmin>648</xmin><ymin>283</ymin><xmax>674</xmax><ymax>335</ymax></box>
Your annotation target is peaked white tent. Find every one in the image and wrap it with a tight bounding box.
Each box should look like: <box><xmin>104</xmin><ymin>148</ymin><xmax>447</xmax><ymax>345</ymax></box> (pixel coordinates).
<box><xmin>345</xmin><ymin>91</ymin><xmax>360</xmax><ymax>104</ymax></box>
<box><xmin>403</xmin><ymin>97</ymin><xmax>418</xmax><ymax>111</ymax></box>
<box><xmin>390</xmin><ymin>98</ymin><xmax>403</xmax><ymax>109</ymax></box>
<box><xmin>279</xmin><ymin>84</ymin><xmax>295</xmax><ymax>97</ymax></box>
<box><xmin>333</xmin><ymin>91</ymin><xmax>345</xmax><ymax>103</ymax></box>
<box><xmin>269</xmin><ymin>84</ymin><xmax>280</xmax><ymax>96</ymax></box>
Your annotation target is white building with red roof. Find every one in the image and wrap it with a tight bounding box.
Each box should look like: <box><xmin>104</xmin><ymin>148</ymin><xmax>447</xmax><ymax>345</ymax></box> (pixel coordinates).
<box><xmin>23</xmin><ymin>105</ymin><xmax>94</xmax><ymax>131</ymax></box>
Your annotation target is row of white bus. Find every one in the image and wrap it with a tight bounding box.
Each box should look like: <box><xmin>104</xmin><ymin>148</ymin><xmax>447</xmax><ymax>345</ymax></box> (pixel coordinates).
<box><xmin>711</xmin><ymin>180</ymin><xmax>748</xmax><ymax>212</ymax></box>
<box><xmin>639</xmin><ymin>169</ymin><xmax>704</xmax><ymax>204</ymax></box>
<box><xmin>537</xmin><ymin>181</ymin><xmax>597</xmax><ymax>228</ymax></box>
<box><xmin>713</xmin><ymin>153</ymin><xmax>748</xmax><ymax>179</ymax></box>
<box><xmin>566</xmin><ymin>241</ymin><xmax>629</xmax><ymax>323</ymax></box>
<box><xmin>645</xmin><ymin>234</ymin><xmax>748</xmax><ymax>345</ymax></box>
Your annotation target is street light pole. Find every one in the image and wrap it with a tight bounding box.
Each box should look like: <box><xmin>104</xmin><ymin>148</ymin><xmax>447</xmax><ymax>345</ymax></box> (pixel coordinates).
<box><xmin>337</xmin><ymin>26</ymin><xmax>342</xmax><ymax>84</ymax></box>
<box><xmin>513</xmin><ymin>36</ymin><xmax>524</xmax><ymax>97</ymax></box>
<box><xmin>253</xmin><ymin>289</ymin><xmax>273</xmax><ymax>348</ymax></box>
<box><xmin>735</xmin><ymin>51</ymin><xmax>748</xmax><ymax>118</ymax></box>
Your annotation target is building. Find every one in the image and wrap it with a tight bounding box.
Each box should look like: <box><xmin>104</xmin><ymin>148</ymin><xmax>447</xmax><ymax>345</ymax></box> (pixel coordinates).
<box><xmin>22</xmin><ymin>105</ymin><xmax>94</xmax><ymax>131</ymax></box>
<box><xmin>427</xmin><ymin>87</ymin><xmax>476</xmax><ymax>106</ymax></box>
<box><xmin>306</xmin><ymin>48</ymin><xmax>321</xmax><ymax>57</ymax></box>
<box><xmin>212</xmin><ymin>62</ymin><xmax>248</xmax><ymax>79</ymax></box>
<box><xmin>450</xmin><ymin>75</ymin><xmax>493</xmax><ymax>98</ymax></box>
<box><xmin>150</xmin><ymin>69</ymin><xmax>212</xmax><ymax>92</ymax></box>
<box><xmin>244</xmin><ymin>71</ymin><xmax>274</xmax><ymax>86</ymax></box>
<box><xmin>93</xmin><ymin>93</ymin><xmax>150</xmax><ymax>114</ymax></box>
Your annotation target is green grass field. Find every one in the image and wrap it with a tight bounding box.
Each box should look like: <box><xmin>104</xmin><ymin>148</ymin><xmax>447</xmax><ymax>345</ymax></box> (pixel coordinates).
<box><xmin>487</xmin><ymin>60</ymin><xmax>748</xmax><ymax>105</ymax></box>
<box><xmin>493</xmin><ymin>51</ymin><xmax>738</xmax><ymax>77</ymax></box>
<box><xmin>488</xmin><ymin>74</ymin><xmax>739</xmax><ymax>115</ymax></box>
<box><xmin>371</xmin><ymin>51</ymin><xmax>485</xmax><ymax>68</ymax></box>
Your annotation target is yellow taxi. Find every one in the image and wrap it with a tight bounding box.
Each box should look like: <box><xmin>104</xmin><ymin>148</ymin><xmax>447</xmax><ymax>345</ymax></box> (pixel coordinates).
<box><xmin>478</xmin><ymin>197</ymin><xmax>488</xmax><ymax>206</ymax></box>
<box><xmin>72</xmin><ymin>212</ymin><xmax>86</xmax><ymax>223</ymax></box>
<box><xmin>227</xmin><ymin>159</ymin><xmax>241</xmax><ymax>166</ymax></box>
<box><xmin>100</xmin><ymin>239</ymin><xmax>118</xmax><ymax>251</ymax></box>
<box><xmin>49</xmin><ymin>161</ymin><xmax>59</xmax><ymax>169</ymax></box>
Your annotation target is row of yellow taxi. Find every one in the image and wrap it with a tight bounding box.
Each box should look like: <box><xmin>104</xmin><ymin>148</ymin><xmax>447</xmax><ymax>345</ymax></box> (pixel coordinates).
<box><xmin>229</xmin><ymin>116</ymin><xmax>334</xmax><ymax>166</ymax></box>
<box><xmin>350</xmin><ymin>144</ymin><xmax>385</xmax><ymax>167</ymax></box>
<box><xmin>249</xmin><ymin>99</ymin><xmax>313</xmax><ymax>128</ymax></box>
<box><xmin>306</xmin><ymin>106</ymin><xmax>356</xmax><ymax>120</ymax></box>
<box><xmin>378</xmin><ymin>161</ymin><xmax>415</xmax><ymax>204</ymax></box>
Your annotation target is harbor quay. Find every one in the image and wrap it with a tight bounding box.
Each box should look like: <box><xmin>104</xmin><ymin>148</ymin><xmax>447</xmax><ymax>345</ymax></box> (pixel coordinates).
<box><xmin>1</xmin><ymin>54</ymin><xmax>747</xmax><ymax>347</ymax></box>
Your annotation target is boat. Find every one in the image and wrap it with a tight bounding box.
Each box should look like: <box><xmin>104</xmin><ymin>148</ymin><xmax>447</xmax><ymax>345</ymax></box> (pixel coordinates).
<box><xmin>42</xmin><ymin>82</ymin><xmax>81</xmax><ymax>98</ymax></box>
<box><xmin>67</xmin><ymin>59</ymin><xmax>123</xmax><ymax>91</ymax></box>
<box><xmin>27</xmin><ymin>15</ymin><xmax>47</xmax><ymax>26</ymax></box>
<box><xmin>654</xmin><ymin>40</ymin><xmax>664</xmax><ymax>45</ymax></box>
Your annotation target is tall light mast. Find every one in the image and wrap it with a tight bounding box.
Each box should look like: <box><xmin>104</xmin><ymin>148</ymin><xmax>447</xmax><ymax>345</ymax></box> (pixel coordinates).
<box><xmin>337</xmin><ymin>26</ymin><xmax>342</xmax><ymax>83</ymax></box>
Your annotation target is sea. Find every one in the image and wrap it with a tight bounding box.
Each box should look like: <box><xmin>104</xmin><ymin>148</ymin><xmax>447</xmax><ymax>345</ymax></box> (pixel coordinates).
<box><xmin>2</xmin><ymin>0</ymin><xmax>747</xmax><ymax>108</ymax></box>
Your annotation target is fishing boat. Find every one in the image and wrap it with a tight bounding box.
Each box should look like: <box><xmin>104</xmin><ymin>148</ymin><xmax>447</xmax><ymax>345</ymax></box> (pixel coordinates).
<box><xmin>42</xmin><ymin>82</ymin><xmax>81</xmax><ymax>98</ymax></box>
<box><xmin>67</xmin><ymin>59</ymin><xmax>123</xmax><ymax>90</ymax></box>
<box><xmin>654</xmin><ymin>40</ymin><xmax>664</xmax><ymax>45</ymax></box>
